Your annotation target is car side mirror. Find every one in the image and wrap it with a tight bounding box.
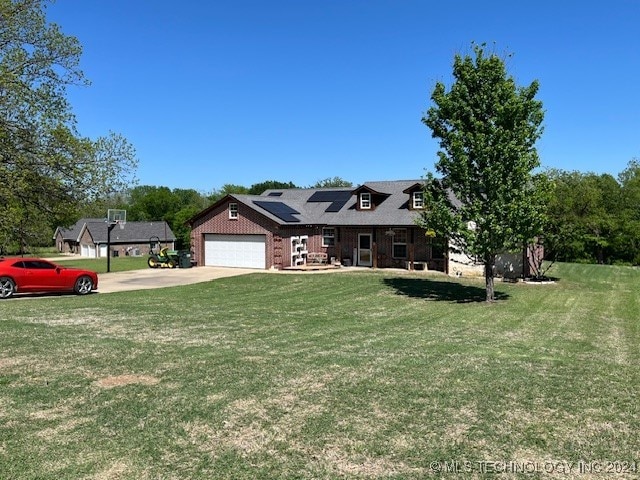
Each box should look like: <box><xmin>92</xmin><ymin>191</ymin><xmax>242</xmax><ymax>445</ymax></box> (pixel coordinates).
<box><xmin>56</xmin><ymin>267</ymin><xmax>61</xmax><ymax>274</ymax></box>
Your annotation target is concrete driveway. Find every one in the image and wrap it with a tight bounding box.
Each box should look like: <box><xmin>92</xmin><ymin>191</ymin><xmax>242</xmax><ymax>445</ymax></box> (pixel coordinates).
<box><xmin>97</xmin><ymin>267</ymin><xmax>257</xmax><ymax>294</ymax></box>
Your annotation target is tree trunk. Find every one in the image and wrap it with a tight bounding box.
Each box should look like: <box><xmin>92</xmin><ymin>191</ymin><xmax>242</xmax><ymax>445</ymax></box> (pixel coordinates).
<box><xmin>484</xmin><ymin>255</ymin><xmax>495</xmax><ymax>302</ymax></box>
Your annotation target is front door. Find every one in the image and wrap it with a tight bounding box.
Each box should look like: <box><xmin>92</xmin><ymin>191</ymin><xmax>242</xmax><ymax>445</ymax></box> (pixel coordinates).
<box><xmin>358</xmin><ymin>233</ymin><xmax>372</xmax><ymax>267</ymax></box>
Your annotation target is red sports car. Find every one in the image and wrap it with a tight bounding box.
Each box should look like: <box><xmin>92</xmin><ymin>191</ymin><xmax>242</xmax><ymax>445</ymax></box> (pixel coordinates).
<box><xmin>0</xmin><ymin>258</ymin><xmax>98</xmax><ymax>299</ymax></box>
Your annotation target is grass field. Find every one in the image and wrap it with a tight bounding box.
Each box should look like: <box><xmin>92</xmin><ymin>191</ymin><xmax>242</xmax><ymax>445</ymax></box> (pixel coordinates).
<box><xmin>49</xmin><ymin>256</ymin><xmax>151</xmax><ymax>274</ymax></box>
<box><xmin>0</xmin><ymin>263</ymin><xmax>638</xmax><ymax>479</ymax></box>
<box><xmin>3</xmin><ymin>254</ymin><xmax>149</xmax><ymax>274</ymax></box>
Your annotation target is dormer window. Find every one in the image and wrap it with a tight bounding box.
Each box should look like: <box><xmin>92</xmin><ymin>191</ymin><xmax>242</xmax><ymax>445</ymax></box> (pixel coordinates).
<box><xmin>352</xmin><ymin>184</ymin><xmax>389</xmax><ymax>210</ymax></box>
<box><xmin>403</xmin><ymin>183</ymin><xmax>426</xmax><ymax>210</ymax></box>
<box><xmin>229</xmin><ymin>202</ymin><xmax>238</xmax><ymax>219</ymax></box>
<box><xmin>412</xmin><ymin>191</ymin><xmax>424</xmax><ymax>209</ymax></box>
<box><xmin>360</xmin><ymin>192</ymin><xmax>371</xmax><ymax>209</ymax></box>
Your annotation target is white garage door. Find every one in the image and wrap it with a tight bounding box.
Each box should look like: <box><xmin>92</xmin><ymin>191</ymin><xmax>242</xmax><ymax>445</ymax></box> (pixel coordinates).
<box><xmin>204</xmin><ymin>234</ymin><xmax>266</xmax><ymax>269</ymax></box>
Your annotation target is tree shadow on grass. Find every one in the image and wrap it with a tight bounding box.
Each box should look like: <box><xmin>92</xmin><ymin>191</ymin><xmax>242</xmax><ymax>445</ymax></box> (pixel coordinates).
<box><xmin>383</xmin><ymin>277</ymin><xmax>510</xmax><ymax>303</ymax></box>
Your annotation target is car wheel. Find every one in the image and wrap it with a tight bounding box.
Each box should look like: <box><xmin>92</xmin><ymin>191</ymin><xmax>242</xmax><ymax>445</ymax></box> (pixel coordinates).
<box><xmin>0</xmin><ymin>277</ymin><xmax>16</xmax><ymax>299</ymax></box>
<box><xmin>74</xmin><ymin>275</ymin><xmax>94</xmax><ymax>295</ymax></box>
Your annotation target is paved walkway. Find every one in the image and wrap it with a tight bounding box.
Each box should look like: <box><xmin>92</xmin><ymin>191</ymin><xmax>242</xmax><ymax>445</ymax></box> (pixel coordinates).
<box><xmin>97</xmin><ymin>267</ymin><xmax>258</xmax><ymax>293</ymax></box>
<box><xmin>43</xmin><ymin>256</ymin><xmax>379</xmax><ymax>295</ymax></box>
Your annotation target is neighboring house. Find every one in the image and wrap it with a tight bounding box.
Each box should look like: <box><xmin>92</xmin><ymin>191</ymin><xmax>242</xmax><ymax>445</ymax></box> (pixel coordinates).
<box><xmin>53</xmin><ymin>218</ymin><xmax>176</xmax><ymax>258</ymax></box>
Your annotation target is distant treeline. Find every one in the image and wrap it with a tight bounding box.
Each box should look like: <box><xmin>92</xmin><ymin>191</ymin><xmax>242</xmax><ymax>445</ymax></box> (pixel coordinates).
<box><xmin>72</xmin><ymin>178</ymin><xmax>352</xmax><ymax>250</ymax></box>
<box><xmin>90</xmin><ymin>166</ymin><xmax>640</xmax><ymax>265</ymax></box>
<box><xmin>544</xmin><ymin>160</ymin><xmax>640</xmax><ymax>265</ymax></box>
<box><xmin>25</xmin><ymin>168</ymin><xmax>640</xmax><ymax>266</ymax></box>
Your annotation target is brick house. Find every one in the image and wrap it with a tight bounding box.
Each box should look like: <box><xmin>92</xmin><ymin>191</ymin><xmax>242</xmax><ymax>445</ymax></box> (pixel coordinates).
<box><xmin>54</xmin><ymin>218</ymin><xmax>176</xmax><ymax>258</ymax></box>
<box><xmin>188</xmin><ymin>180</ymin><xmax>440</xmax><ymax>271</ymax></box>
<box><xmin>188</xmin><ymin>180</ymin><xmax>542</xmax><ymax>277</ymax></box>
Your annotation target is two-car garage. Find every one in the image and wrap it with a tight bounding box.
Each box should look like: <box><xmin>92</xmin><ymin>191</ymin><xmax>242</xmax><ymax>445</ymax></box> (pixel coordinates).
<box><xmin>203</xmin><ymin>234</ymin><xmax>266</xmax><ymax>269</ymax></box>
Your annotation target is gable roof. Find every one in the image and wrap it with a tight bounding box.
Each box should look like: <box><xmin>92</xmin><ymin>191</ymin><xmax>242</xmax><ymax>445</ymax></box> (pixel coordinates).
<box><xmin>189</xmin><ymin>180</ymin><xmax>427</xmax><ymax>227</ymax></box>
<box><xmin>54</xmin><ymin>218</ymin><xmax>104</xmax><ymax>241</ymax></box>
<box><xmin>333</xmin><ymin>180</ymin><xmax>420</xmax><ymax>226</ymax></box>
<box><xmin>55</xmin><ymin>218</ymin><xmax>176</xmax><ymax>243</ymax></box>
<box><xmin>402</xmin><ymin>182</ymin><xmax>424</xmax><ymax>194</ymax></box>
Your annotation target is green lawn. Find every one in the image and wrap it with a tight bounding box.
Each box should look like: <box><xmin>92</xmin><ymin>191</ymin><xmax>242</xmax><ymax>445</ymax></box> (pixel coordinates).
<box><xmin>50</xmin><ymin>256</ymin><xmax>150</xmax><ymax>273</ymax></box>
<box><xmin>0</xmin><ymin>263</ymin><xmax>638</xmax><ymax>479</ymax></box>
<box><xmin>4</xmin><ymin>254</ymin><xmax>149</xmax><ymax>274</ymax></box>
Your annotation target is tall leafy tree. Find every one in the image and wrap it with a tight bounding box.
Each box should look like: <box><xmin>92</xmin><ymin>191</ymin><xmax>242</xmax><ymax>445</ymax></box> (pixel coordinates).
<box><xmin>208</xmin><ymin>180</ymin><xmax>298</xmax><ymax>201</ymax></box>
<box><xmin>543</xmin><ymin>170</ymin><xmax>590</xmax><ymax>262</ymax></box>
<box><xmin>248</xmin><ymin>180</ymin><xmax>297</xmax><ymax>195</ymax></box>
<box><xmin>207</xmin><ymin>183</ymin><xmax>249</xmax><ymax>203</ymax></box>
<box><xmin>127</xmin><ymin>186</ymin><xmax>175</xmax><ymax>222</ymax></box>
<box><xmin>123</xmin><ymin>185</ymin><xmax>209</xmax><ymax>249</ymax></box>
<box><xmin>618</xmin><ymin>159</ymin><xmax>640</xmax><ymax>264</ymax></box>
<box><xmin>0</xmin><ymin>0</ymin><xmax>137</xmax><ymax>250</ymax></box>
<box><xmin>419</xmin><ymin>43</ymin><xmax>548</xmax><ymax>301</ymax></box>
<box><xmin>545</xmin><ymin>165</ymin><xmax>638</xmax><ymax>265</ymax></box>
<box><xmin>311</xmin><ymin>177</ymin><xmax>353</xmax><ymax>188</ymax></box>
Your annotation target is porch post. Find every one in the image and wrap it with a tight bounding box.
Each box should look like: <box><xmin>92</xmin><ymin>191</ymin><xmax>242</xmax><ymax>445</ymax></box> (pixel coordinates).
<box><xmin>372</xmin><ymin>228</ymin><xmax>377</xmax><ymax>269</ymax></box>
<box><xmin>409</xmin><ymin>228</ymin><xmax>415</xmax><ymax>270</ymax></box>
<box><xmin>335</xmin><ymin>227</ymin><xmax>341</xmax><ymax>264</ymax></box>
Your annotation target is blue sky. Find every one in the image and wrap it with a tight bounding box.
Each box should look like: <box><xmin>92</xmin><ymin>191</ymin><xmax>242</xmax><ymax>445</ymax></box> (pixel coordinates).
<box><xmin>47</xmin><ymin>0</ymin><xmax>640</xmax><ymax>193</ymax></box>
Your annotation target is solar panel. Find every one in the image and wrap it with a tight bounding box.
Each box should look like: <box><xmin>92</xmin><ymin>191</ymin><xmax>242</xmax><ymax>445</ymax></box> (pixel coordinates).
<box><xmin>325</xmin><ymin>201</ymin><xmax>346</xmax><ymax>212</ymax></box>
<box><xmin>308</xmin><ymin>190</ymin><xmax>352</xmax><ymax>202</ymax></box>
<box><xmin>308</xmin><ymin>190</ymin><xmax>352</xmax><ymax>213</ymax></box>
<box><xmin>253</xmin><ymin>201</ymin><xmax>301</xmax><ymax>223</ymax></box>
<box><xmin>267</xmin><ymin>192</ymin><xmax>283</xmax><ymax>197</ymax></box>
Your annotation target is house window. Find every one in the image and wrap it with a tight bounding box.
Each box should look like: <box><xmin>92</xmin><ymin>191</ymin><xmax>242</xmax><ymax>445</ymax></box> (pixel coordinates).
<box><xmin>412</xmin><ymin>191</ymin><xmax>424</xmax><ymax>209</ymax></box>
<box><xmin>360</xmin><ymin>192</ymin><xmax>371</xmax><ymax>209</ymax></box>
<box><xmin>322</xmin><ymin>227</ymin><xmax>335</xmax><ymax>247</ymax></box>
<box><xmin>392</xmin><ymin>229</ymin><xmax>407</xmax><ymax>258</ymax></box>
<box><xmin>229</xmin><ymin>203</ymin><xmax>238</xmax><ymax>219</ymax></box>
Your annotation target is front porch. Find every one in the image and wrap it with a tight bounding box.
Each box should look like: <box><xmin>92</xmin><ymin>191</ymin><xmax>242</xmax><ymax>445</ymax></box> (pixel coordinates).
<box><xmin>328</xmin><ymin>226</ymin><xmax>447</xmax><ymax>272</ymax></box>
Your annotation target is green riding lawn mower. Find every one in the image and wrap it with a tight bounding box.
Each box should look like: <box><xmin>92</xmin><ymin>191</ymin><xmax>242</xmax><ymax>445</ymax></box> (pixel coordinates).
<box><xmin>147</xmin><ymin>236</ymin><xmax>192</xmax><ymax>269</ymax></box>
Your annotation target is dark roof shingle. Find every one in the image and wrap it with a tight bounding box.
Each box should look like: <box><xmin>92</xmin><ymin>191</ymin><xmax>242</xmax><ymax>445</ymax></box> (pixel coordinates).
<box><xmin>233</xmin><ymin>180</ymin><xmax>426</xmax><ymax>226</ymax></box>
<box><xmin>56</xmin><ymin>218</ymin><xmax>176</xmax><ymax>243</ymax></box>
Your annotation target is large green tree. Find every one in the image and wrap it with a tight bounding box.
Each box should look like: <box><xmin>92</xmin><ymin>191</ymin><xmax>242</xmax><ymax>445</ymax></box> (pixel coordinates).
<box><xmin>248</xmin><ymin>180</ymin><xmax>298</xmax><ymax>195</ymax></box>
<box><xmin>207</xmin><ymin>180</ymin><xmax>298</xmax><ymax>199</ymax></box>
<box><xmin>545</xmin><ymin>170</ymin><xmax>620</xmax><ymax>264</ymax></box>
<box><xmin>0</xmin><ymin>0</ymin><xmax>137</xmax><ymax>251</ymax></box>
<box><xmin>419</xmin><ymin>44</ymin><xmax>548</xmax><ymax>301</ymax></box>
<box><xmin>207</xmin><ymin>183</ymin><xmax>249</xmax><ymax>203</ymax></box>
<box><xmin>617</xmin><ymin>160</ymin><xmax>640</xmax><ymax>264</ymax></box>
<box><xmin>123</xmin><ymin>185</ymin><xmax>209</xmax><ymax>249</ymax></box>
<box><xmin>311</xmin><ymin>177</ymin><xmax>353</xmax><ymax>188</ymax></box>
<box><xmin>544</xmin><ymin>163</ymin><xmax>640</xmax><ymax>265</ymax></box>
